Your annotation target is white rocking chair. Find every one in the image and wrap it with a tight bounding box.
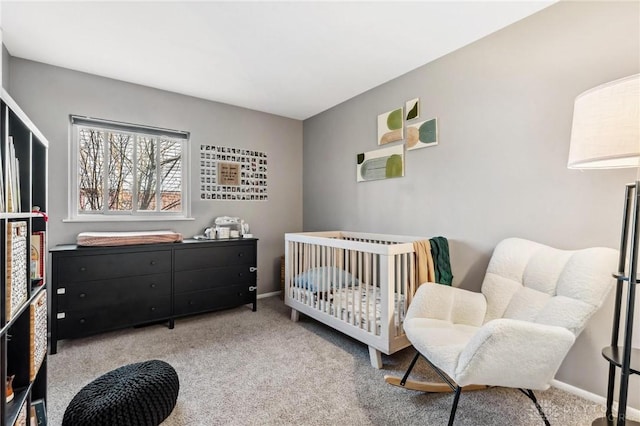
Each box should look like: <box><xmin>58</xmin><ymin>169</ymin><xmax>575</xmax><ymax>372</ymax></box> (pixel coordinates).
<box><xmin>385</xmin><ymin>238</ymin><xmax>618</xmax><ymax>425</ymax></box>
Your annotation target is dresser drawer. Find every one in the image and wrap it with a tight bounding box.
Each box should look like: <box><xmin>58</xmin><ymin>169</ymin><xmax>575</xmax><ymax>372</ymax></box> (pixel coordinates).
<box><xmin>174</xmin><ymin>244</ymin><xmax>256</xmax><ymax>271</ymax></box>
<box><xmin>56</xmin><ymin>273</ymin><xmax>170</xmax><ymax>311</ymax></box>
<box><xmin>174</xmin><ymin>265</ymin><xmax>255</xmax><ymax>293</ymax></box>
<box><xmin>57</xmin><ymin>300</ymin><xmax>171</xmax><ymax>339</ymax></box>
<box><xmin>58</xmin><ymin>250</ymin><xmax>171</xmax><ymax>282</ymax></box>
<box><xmin>173</xmin><ymin>285</ymin><xmax>255</xmax><ymax>316</ymax></box>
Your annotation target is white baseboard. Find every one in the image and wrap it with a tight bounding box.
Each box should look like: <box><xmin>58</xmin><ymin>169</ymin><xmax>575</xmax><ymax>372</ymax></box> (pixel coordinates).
<box><xmin>552</xmin><ymin>379</ymin><xmax>640</xmax><ymax>421</ymax></box>
<box><xmin>257</xmin><ymin>291</ymin><xmax>280</xmax><ymax>299</ymax></box>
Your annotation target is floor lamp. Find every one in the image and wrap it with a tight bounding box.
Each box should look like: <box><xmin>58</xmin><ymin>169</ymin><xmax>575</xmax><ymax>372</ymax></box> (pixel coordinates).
<box><xmin>568</xmin><ymin>73</ymin><xmax>640</xmax><ymax>426</ymax></box>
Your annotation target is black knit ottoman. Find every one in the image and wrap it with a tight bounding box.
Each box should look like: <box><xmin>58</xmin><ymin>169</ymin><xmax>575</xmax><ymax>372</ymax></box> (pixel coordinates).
<box><xmin>62</xmin><ymin>360</ymin><xmax>179</xmax><ymax>426</ymax></box>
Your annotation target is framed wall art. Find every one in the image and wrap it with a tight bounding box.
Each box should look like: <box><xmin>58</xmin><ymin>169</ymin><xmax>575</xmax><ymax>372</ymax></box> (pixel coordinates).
<box><xmin>357</xmin><ymin>144</ymin><xmax>404</xmax><ymax>182</ymax></box>
<box><xmin>406</xmin><ymin>118</ymin><xmax>438</xmax><ymax>151</ymax></box>
<box><xmin>199</xmin><ymin>144</ymin><xmax>268</xmax><ymax>201</ymax></box>
<box><xmin>377</xmin><ymin>108</ymin><xmax>404</xmax><ymax>145</ymax></box>
<box><xmin>405</xmin><ymin>98</ymin><xmax>420</xmax><ymax>121</ymax></box>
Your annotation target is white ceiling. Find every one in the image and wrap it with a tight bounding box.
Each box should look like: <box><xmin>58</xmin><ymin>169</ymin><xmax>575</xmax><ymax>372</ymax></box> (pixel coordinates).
<box><xmin>1</xmin><ymin>1</ymin><xmax>555</xmax><ymax>120</ymax></box>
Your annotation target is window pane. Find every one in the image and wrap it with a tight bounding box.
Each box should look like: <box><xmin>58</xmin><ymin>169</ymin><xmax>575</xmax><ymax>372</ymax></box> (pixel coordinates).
<box><xmin>137</xmin><ymin>136</ymin><xmax>158</xmax><ymax>211</ymax></box>
<box><xmin>107</xmin><ymin>132</ymin><xmax>133</xmax><ymax>211</ymax></box>
<box><xmin>73</xmin><ymin>117</ymin><xmax>188</xmax><ymax>218</ymax></box>
<box><xmin>78</xmin><ymin>128</ymin><xmax>104</xmax><ymax>212</ymax></box>
<box><xmin>160</xmin><ymin>139</ymin><xmax>182</xmax><ymax>211</ymax></box>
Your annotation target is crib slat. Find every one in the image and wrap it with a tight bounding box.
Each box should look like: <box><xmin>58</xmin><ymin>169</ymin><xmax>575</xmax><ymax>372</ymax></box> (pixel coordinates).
<box><xmin>358</xmin><ymin>250</ymin><xmax>363</xmax><ymax>330</ymax></box>
<box><xmin>373</xmin><ymin>254</ymin><xmax>378</xmax><ymax>336</ymax></box>
<box><xmin>292</xmin><ymin>242</ymin><xmax>297</xmax><ymax>302</ymax></box>
<box><xmin>364</xmin><ymin>252</ymin><xmax>370</xmax><ymax>333</ymax></box>
<box><xmin>350</xmin><ymin>249</ymin><xmax>357</xmax><ymax>327</ymax></box>
<box><xmin>380</xmin><ymin>254</ymin><xmax>393</xmax><ymax>344</ymax></box>
<box><xmin>318</xmin><ymin>245</ymin><xmax>323</xmax><ymax>312</ymax></box>
<box><xmin>396</xmin><ymin>255</ymin><xmax>401</xmax><ymax>337</ymax></box>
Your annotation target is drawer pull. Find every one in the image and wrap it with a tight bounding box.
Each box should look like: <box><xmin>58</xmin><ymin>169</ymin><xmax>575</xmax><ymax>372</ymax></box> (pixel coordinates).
<box><xmin>238</xmin><ymin>252</ymin><xmax>244</xmax><ymax>257</ymax></box>
<box><xmin>57</xmin><ymin>288</ymin><xmax>66</xmax><ymax>295</ymax></box>
<box><xmin>79</xmin><ymin>266</ymin><xmax>87</xmax><ymax>272</ymax></box>
<box><xmin>249</xmin><ymin>267</ymin><xmax>257</xmax><ymax>272</ymax></box>
<box><xmin>150</xmin><ymin>307</ymin><xmax>156</xmax><ymax>312</ymax></box>
<box><xmin>79</xmin><ymin>293</ymin><xmax>86</xmax><ymax>299</ymax></box>
<box><xmin>189</xmin><ymin>300</ymin><xmax>194</xmax><ymax>305</ymax></box>
<box><xmin>150</xmin><ymin>260</ymin><xmax>157</xmax><ymax>266</ymax></box>
<box><xmin>79</xmin><ymin>318</ymin><xmax>86</xmax><ymax>324</ymax></box>
<box><xmin>150</xmin><ymin>283</ymin><xmax>156</xmax><ymax>288</ymax></box>
<box><xmin>249</xmin><ymin>286</ymin><xmax>257</xmax><ymax>292</ymax></box>
<box><xmin>237</xmin><ymin>272</ymin><xmax>244</xmax><ymax>277</ymax></box>
<box><xmin>57</xmin><ymin>312</ymin><xmax>66</xmax><ymax>319</ymax></box>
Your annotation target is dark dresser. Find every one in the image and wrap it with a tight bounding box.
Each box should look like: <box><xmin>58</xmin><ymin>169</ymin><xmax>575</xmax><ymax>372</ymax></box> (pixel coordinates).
<box><xmin>50</xmin><ymin>238</ymin><xmax>258</xmax><ymax>353</ymax></box>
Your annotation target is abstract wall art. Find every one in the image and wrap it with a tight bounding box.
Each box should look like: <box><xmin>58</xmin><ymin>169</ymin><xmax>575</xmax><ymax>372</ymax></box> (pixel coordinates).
<box><xmin>377</xmin><ymin>108</ymin><xmax>404</xmax><ymax>145</ymax></box>
<box><xmin>405</xmin><ymin>98</ymin><xmax>420</xmax><ymax>121</ymax></box>
<box><xmin>406</xmin><ymin>118</ymin><xmax>438</xmax><ymax>151</ymax></box>
<box><xmin>357</xmin><ymin>144</ymin><xmax>404</xmax><ymax>182</ymax></box>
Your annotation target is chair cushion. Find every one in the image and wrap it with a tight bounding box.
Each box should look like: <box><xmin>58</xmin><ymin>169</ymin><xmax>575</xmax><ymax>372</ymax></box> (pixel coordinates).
<box><xmin>481</xmin><ymin>238</ymin><xmax>617</xmax><ymax>334</ymax></box>
<box><xmin>535</xmin><ymin>296</ymin><xmax>596</xmax><ymax>335</ymax></box>
<box><xmin>503</xmin><ymin>287</ymin><xmax>551</xmax><ymax>322</ymax></box>
<box><xmin>404</xmin><ymin>317</ymin><xmax>479</xmax><ymax>377</ymax></box>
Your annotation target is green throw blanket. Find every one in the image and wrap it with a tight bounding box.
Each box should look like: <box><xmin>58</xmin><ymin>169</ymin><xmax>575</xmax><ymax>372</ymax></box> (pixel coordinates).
<box><xmin>429</xmin><ymin>236</ymin><xmax>453</xmax><ymax>285</ymax></box>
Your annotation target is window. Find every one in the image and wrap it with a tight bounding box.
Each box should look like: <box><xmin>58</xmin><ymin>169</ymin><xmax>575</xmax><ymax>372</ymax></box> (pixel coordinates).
<box><xmin>68</xmin><ymin>116</ymin><xmax>190</xmax><ymax>220</ymax></box>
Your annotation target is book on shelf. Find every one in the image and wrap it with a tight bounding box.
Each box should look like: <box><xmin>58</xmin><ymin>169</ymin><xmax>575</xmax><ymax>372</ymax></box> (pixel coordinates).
<box><xmin>31</xmin><ymin>231</ymin><xmax>46</xmax><ymax>282</ymax></box>
<box><xmin>0</xmin><ymin>142</ymin><xmax>4</xmax><ymax>213</ymax></box>
<box><xmin>6</xmin><ymin>221</ymin><xmax>28</xmax><ymax>321</ymax></box>
<box><xmin>6</xmin><ymin>137</ymin><xmax>13</xmax><ymax>212</ymax></box>
<box><xmin>5</xmin><ymin>136</ymin><xmax>21</xmax><ymax>213</ymax></box>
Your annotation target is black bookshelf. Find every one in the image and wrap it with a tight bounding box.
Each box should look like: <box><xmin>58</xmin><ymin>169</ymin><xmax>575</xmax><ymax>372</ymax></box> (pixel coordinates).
<box><xmin>1</xmin><ymin>90</ymin><xmax>49</xmax><ymax>426</ymax></box>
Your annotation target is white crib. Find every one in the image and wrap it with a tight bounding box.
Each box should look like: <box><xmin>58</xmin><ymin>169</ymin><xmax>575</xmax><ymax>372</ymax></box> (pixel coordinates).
<box><xmin>284</xmin><ymin>231</ymin><xmax>425</xmax><ymax>368</ymax></box>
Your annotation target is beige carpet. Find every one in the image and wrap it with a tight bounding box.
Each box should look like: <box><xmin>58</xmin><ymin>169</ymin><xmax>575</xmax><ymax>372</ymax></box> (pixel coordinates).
<box><xmin>49</xmin><ymin>296</ymin><xmax>617</xmax><ymax>425</ymax></box>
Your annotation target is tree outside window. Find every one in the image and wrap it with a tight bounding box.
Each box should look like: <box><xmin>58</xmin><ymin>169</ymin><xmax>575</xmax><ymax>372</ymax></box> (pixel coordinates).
<box><xmin>72</xmin><ymin>116</ymin><xmax>188</xmax><ymax>219</ymax></box>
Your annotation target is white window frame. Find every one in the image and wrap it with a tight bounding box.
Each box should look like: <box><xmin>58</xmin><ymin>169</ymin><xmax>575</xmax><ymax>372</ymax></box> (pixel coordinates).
<box><xmin>66</xmin><ymin>115</ymin><xmax>192</xmax><ymax>222</ymax></box>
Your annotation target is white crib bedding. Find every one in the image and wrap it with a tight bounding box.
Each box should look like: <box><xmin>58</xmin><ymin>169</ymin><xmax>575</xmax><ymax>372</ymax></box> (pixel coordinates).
<box><xmin>291</xmin><ymin>284</ymin><xmax>406</xmax><ymax>335</ymax></box>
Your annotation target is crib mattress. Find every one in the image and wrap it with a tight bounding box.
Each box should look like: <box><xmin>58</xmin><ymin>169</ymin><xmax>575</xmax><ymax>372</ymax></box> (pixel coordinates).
<box><xmin>291</xmin><ymin>284</ymin><xmax>406</xmax><ymax>335</ymax></box>
<box><xmin>77</xmin><ymin>230</ymin><xmax>183</xmax><ymax>247</ymax></box>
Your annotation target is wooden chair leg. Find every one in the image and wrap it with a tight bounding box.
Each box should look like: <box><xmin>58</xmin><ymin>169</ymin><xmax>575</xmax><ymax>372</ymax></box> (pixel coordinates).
<box><xmin>384</xmin><ymin>376</ymin><xmax>487</xmax><ymax>393</ymax></box>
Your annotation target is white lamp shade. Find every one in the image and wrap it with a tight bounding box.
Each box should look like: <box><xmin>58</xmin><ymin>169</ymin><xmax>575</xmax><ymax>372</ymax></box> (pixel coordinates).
<box><xmin>568</xmin><ymin>73</ymin><xmax>640</xmax><ymax>169</ymax></box>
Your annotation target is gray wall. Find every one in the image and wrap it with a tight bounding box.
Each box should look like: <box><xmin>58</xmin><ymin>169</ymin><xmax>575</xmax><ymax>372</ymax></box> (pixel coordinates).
<box><xmin>303</xmin><ymin>1</ymin><xmax>639</xmax><ymax>408</ymax></box>
<box><xmin>2</xmin><ymin>44</ymin><xmax>9</xmax><ymax>90</ymax></box>
<box><xmin>7</xmin><ymin>58</ymin><xmax>303</xmax><ymax>294</ymax></box>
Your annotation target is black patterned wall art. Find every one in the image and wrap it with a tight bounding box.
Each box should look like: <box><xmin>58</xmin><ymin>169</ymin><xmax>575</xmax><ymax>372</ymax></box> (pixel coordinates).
<box><xmin>199</xmin><ymin>144</ymin><xmax>268</xmax><ymax>201</ymax></box>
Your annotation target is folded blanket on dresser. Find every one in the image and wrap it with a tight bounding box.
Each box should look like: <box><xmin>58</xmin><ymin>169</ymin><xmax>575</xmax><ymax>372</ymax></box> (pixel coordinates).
<box><xmin>77</xmin><ymin>230</ymin><xmax>183</xmax><ymax>247</ymax></box>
